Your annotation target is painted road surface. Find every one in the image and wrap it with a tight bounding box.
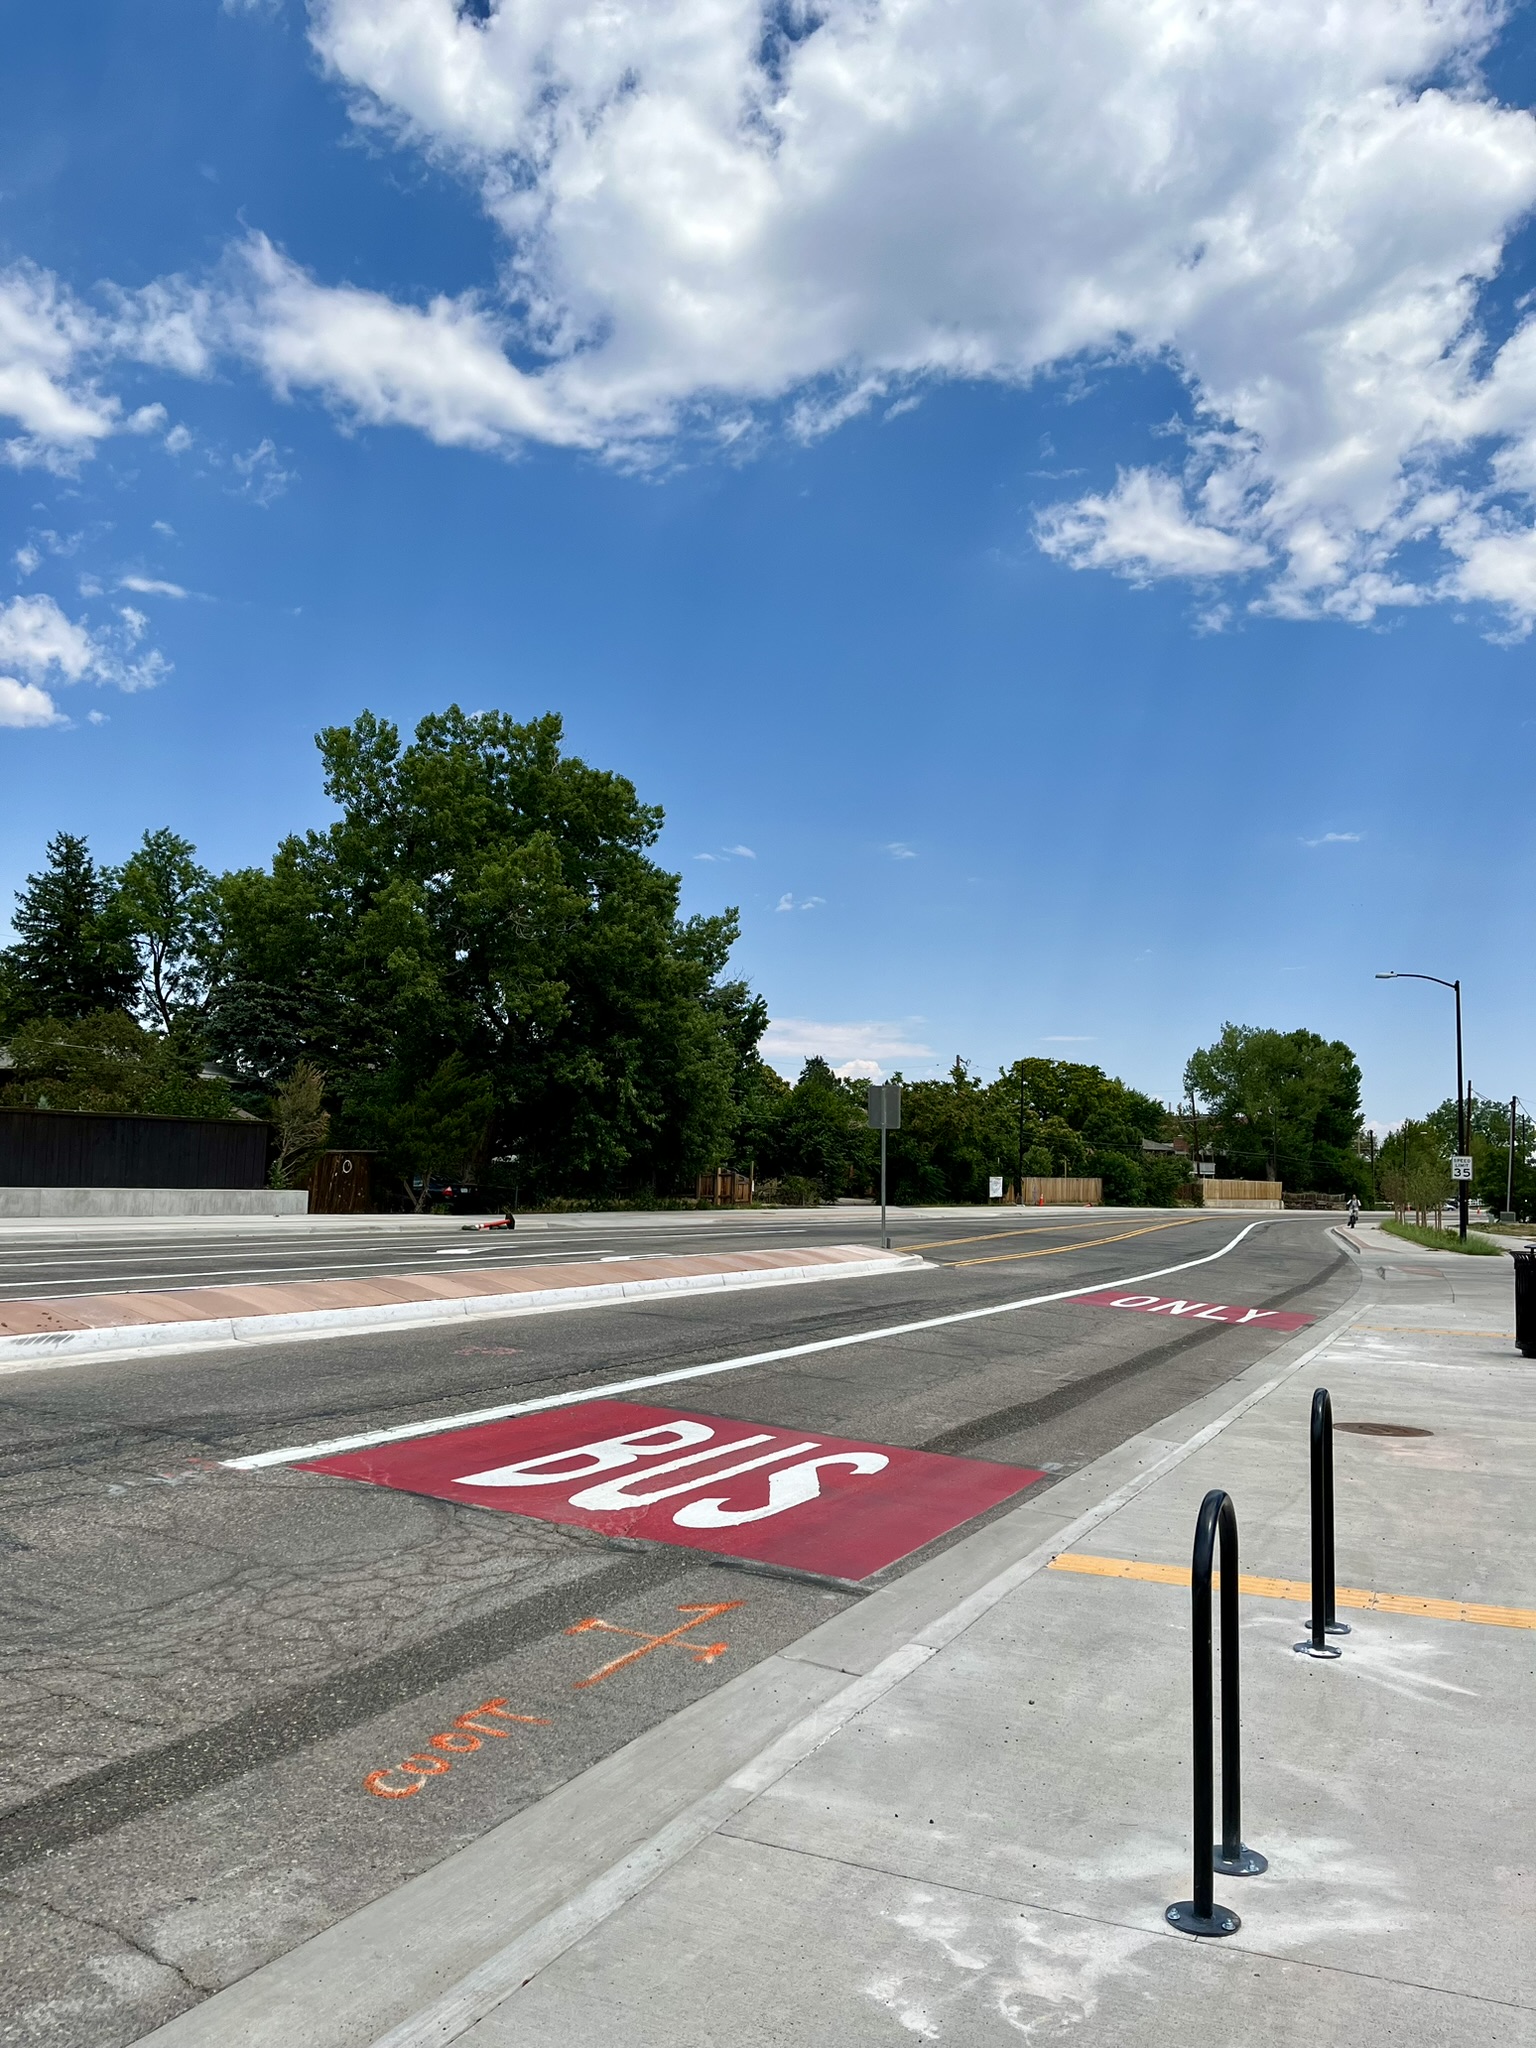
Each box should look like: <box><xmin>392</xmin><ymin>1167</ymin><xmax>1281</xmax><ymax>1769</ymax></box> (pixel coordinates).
<box><xmin>304</xmin><ymin>1401</ymin><xmax>1042</xmax><ymax>1579</ymax></box>
<box><xmin>1071</xmin><ymin>1289</ymin><xmax>1315</xmax><ymax>1331</ymax></box>
<box><xmin>0</xmin><ymin>1209</ymin><xmax>1355</xmax><ymax>2048</ymax></box>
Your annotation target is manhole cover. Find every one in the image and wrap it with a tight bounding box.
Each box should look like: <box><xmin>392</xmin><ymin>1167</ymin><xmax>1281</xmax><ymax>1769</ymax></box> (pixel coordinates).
<box><xmin>1336</xmin><ymin>1421</ymin><xmax>1434</xmax><ymax>1438</ymax></box>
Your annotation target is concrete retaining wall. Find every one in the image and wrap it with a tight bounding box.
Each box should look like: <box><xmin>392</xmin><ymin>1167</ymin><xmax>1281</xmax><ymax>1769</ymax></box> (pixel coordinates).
<box><xmin>0</xmin><ymin>1187</ymin><xmax>310</xmax><ymax>1219</ymax></box>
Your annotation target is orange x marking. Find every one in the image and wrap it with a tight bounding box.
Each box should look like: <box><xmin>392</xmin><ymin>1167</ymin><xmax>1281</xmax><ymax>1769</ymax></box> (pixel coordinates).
<box><xmin>565</xmin><ymin>1601</ymin><xmax>745</xmax><ymax>1688</ymax></box>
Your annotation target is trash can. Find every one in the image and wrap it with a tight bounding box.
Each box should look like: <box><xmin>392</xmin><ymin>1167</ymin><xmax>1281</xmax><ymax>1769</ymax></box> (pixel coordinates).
<box><xmin>1515</xmin><ymin>1247</ymin><xmax>1536</xmax><ymax>1359</ymax></box>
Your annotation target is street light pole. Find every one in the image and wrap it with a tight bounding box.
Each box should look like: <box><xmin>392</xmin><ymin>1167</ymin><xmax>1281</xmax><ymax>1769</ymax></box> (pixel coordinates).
<box><xmin>1017</xmin><ymin>1064</ymin><xmax>1026</xmax><ymax>1209</ymax></box>
<box><xmin>1509</xmin><ymin>1096</ymin><xmax>1519</xmax><ymax>1222</ymax></box>
<box><xmin>1376</xmin><ymin>971</ymin><xmax>1467</xmax><ymax>1243</ymax></box>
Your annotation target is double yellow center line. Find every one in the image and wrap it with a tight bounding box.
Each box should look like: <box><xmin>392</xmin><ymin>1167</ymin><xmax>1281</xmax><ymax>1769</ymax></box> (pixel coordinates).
<box><xmin>905</xmin><ymin>1215</ymin><xmax>1208</xmax><ymax>1267</ymax></box>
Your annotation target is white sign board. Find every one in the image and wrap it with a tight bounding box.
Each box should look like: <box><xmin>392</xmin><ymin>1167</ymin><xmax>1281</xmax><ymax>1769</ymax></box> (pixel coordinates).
<box><xmin>1196</xmin><ymin>1162</ymin><xmax>1216</xmax><ymax>1177</ymax></box>
<box><xmin>1451</xmin><ymin>1155</ymin><xmax>1474</xmax><ymax>1180</ymax></box>
<box><xmin>988</xmin><ymin>1176</ymin><xmax>1004</xmax><ymax>1200</ymax></box>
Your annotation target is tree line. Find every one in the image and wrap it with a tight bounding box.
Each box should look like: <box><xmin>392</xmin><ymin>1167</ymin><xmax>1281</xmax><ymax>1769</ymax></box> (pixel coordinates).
<box><xmin>0</xmin><ymin>704</ymin><xmax>1377</xmax><ymax>1209</ymax></box>
<box><xmin>1374</xmin><ymin>1096</ymin><xmax>1536</xmax><ymax>1224</ymax></box>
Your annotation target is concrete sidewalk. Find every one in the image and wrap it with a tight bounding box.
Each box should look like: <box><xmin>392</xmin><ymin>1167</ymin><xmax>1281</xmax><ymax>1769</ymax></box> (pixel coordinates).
<box><xmin>143</xmin><ymin>1228</ymin><xmax>1533</xmax><ymax>2047</ymax></box>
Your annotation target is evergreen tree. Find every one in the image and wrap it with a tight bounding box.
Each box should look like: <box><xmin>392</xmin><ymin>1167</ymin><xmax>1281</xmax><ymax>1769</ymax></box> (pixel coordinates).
<box><xmin>3</xmin><ymin>832</ymin><xmax>137</xmax><ymax>1024</ymax></box>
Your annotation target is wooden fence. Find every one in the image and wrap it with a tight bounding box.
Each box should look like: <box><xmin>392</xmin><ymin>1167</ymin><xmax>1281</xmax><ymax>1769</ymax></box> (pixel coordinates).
<box><xmin>1202</xmin><ymin>1179</ymin><xmax>1283</xmax><ymax>1210</ymax></box>
<box><xmin>695</xmin><ymin>1169</ymin><xmax>755</xmax><ymax>1205</ymax></box>
<box><xmin>1005</xmin><ymin>1177</ymin><xmax>1102</xmax><ymax>1206</ymax></box>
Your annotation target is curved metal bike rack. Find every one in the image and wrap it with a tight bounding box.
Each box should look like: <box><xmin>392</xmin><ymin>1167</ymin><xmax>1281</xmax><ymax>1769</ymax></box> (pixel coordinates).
<box><xmin>1166</xmin><ymin>1487</ymin><xmax>1267</xmax><ymax>1939</ymax></box>
<box><xmin>1295</xmin><ymin>1387</ymin><xmax>1349</xmax><ymax>1659</ymax></box>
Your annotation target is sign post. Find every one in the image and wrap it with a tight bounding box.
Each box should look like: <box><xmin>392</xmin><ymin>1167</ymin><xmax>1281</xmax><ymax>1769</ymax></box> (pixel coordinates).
<box><xmin>867</xmin><ymin>1081</ymin><xmax>902</xmax><ymax>1250</ymax></box>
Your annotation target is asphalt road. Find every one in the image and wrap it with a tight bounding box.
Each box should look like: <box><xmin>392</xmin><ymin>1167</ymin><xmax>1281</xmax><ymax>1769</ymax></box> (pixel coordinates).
<box><xmin>0</xmin><ymin>1209</ymin><xmax>1354</xmax><ymax>2046</ymax></box>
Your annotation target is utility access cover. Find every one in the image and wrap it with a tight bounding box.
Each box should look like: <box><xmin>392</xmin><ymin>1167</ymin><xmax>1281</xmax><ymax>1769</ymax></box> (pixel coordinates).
<box><xmin>301</xmin><ymin>1400</ymin><xmax>1041</xmax><ymax>1581</ymax></box>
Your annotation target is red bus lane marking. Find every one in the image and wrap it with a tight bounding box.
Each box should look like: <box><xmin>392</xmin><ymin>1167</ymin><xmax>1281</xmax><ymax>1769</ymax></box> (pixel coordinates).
<box><xmin>364</xmin><ymin>1698</ymin><xmax>550</xmax><ymax>1801</ymax></box>
<box><xmin>565</xmin><ymin>1601</ymin><xmax>744</xmax><ymax>1688</ymax></box>
<box><xmin>302</xmin><ymin>1400</ymin><xmax>1042</xmax><ymax>1581</ymax></box>
<box><xmin>1070</xmin><ymin>1289</ymin><xmax>1314</xmax><ymax>1332</ymax></box>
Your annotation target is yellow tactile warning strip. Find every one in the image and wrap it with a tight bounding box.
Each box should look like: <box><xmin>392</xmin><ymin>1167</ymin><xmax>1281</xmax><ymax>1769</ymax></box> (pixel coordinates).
<box><xmin>1355</xmin><ymin>1325</ymin><xmax>1515</xmax><ymax>1338</ymax></box>
<box><xmin>949</xmin><ymin>1218</ymin><xmax>1204</xmax><ymax>1268</ymax></box>
<box><xmin>1048</xmin><ymin>1551</ymin><xmax>1536</xmax><ymax>1632</ymax></box>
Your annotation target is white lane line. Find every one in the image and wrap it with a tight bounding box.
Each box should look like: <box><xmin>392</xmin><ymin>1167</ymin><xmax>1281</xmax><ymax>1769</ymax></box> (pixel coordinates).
<box><xmin>223</xmin><ymin>1222</ymin><xmax>1265</xmax><ymax>1471</ymax></box>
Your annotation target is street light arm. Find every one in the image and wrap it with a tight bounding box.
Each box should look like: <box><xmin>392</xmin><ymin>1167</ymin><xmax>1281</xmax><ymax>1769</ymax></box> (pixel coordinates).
<box><xmin>1376</xmin><ymin>971</ymin><xmax>1458</xmax><ymax>992</ymax></box>
<box><xmin>1377</xmin><ymin>966</ymin><xmax>1469</xmax><ymax>1240</ymax></box>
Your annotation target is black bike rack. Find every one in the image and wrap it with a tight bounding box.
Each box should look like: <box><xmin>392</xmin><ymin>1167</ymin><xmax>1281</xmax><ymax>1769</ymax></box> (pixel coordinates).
<box><xmin>1295</xmin><ymin>1388</ymin><xmax>1349</xmax><ymax>1659</ymax></box>
<box><xmin>1166</xmin><ymin>1488</ymin><xmax>1266</xmax><ymax>1939</ymax></box>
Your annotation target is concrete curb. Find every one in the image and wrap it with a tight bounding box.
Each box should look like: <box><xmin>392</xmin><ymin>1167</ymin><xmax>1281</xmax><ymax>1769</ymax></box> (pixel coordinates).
<box><xmin>137</xmin><ymin>1269</ymin><xmax>1367</xmax><ymax>2048</ymax></box>
<box><xmin>0</xmin><ymin>1254</ymin><xmax>927</xmax><ymax>1376</ymax></box>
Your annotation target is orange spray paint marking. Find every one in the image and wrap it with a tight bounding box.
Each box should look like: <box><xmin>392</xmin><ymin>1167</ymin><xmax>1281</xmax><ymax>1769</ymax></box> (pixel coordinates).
<box><xmin>363</xmin><ymin>1697</ymin><xmax>549</xmax><ymax>1800</ymax></box>
<box><xmin>565</xmin><ymin>1601</ymin><xmax>745</xmax><ymax>1689</ymax></box>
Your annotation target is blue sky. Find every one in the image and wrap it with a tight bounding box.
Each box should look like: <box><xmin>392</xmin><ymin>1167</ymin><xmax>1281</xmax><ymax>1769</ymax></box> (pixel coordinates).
<box><xmin>2</xmin><ymin>0</ymin><xmax>1534</xmax><ymax>1130</ymax></box>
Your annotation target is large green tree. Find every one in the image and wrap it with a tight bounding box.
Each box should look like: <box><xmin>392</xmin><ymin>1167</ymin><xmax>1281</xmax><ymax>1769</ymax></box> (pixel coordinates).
<box><xmin>209</xmin><ymin>707</ymin><xmax>757</xmax><ymax>1198</ymax></box>
<box><xmin>0</xmin><ymin>1012</ymin><xmax>235</xmax><ymax>1118</ymax></box>
<box><xmin>1185</xmin><ymin>1024</ymin><xmax>1367</xmax><ymax>1194</ymax></box>
<box><xmin>753</xmin><ymin>1057</ymin><xmax>874</xmax><ymax>1198</ymax></box>
<box><xmin>111</xmin><ymin>829</ymin><xmax>226</xmax><ymax>1031</ymax></box>
<box><xmin>1</xmin><ymin>832</ymin><xmax>137</xmax><ymax>1026</ymax></box>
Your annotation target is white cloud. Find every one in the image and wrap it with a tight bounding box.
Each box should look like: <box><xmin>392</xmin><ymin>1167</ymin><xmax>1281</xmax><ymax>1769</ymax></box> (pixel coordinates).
<box><xmin>0</xmin><ymin>677</ymin><xmax>65</xmax><ymax>728</ymax></box>
<box><xmin>284</xmin><ymin>0</ymin><xmax>1536</xmax><ymax>625</ymax></box>
<box><xmin>0</xmin><ymin>592</ymin><xmax>169</xmax><ymax>705</ymax></box>
<box><xmin>723</xmin><ymin>843</ymin><xmax>756</xmax><ymax>859</ymax></box>
<box><xmin>0</xmin><ymin>266</ymin><xmax>212</xmax><ymax>466</ymax></box>
<box><xmin>0</xmin><ymin>594</ymin><xmax>98</xmax><ymax>681</ymax></box>
<box><xmin>1301</xmin><ymin>830</ymin><xmax>1365</xmax><ymax>846</ymax></box>
<box><xmin>1041</xmin><ymin>1034</ymin><xmax>1095</xmax><ymax>1043</ymax></box>
<box><xmin>13</xmin><ymin>545</ymin><xmax>39</xmax><ymax>577</ymax></box>
<box><xmin>231</xmin><ymin>435</ymin><xmax>294</xmax><ymax>503</ymax></box>
<box><xmin>1036</xmin><ymin>470</ymin><xmax>1269</xmax><ymax>582</ymax></box>
<box><xmin>219</xmin><ymin>233</ymin><xmax>588</xmax><ymax>451</ymax></box>
<box><xmin>164</xmin><ymin>424</ymin><xmax>193</xmax><ymax>455</ymax></box>
<box><xmin>774</xmin><ymin>891</ymin><xmax>824</xmax><ymax>911</ymax></box>
<box><xmin>761</xmin><ymin>1016</ymin><xmax>936</xmax><ymax>1076</ymax></box>
<box><xmin>118</xmin><ymin>575</ymin><xmax>188</xmax><ymax>598</ymax></box>
<box><xmin>12</xmin><ymin>0</ymin><xmax>1536</xmax><ymax>627</ymax></box>
<box><xmin>0</xmin><ymin>275</ymin><xmax>119</xmax><ymax>467</ymax></box>
<box><xmin>885</xmin><ymin>842</ymin><xmax>917</xmax><ymax>859</ymax></box>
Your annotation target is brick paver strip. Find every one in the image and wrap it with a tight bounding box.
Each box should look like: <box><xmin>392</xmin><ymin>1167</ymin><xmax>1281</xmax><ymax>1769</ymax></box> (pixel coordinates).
<box><xmin>0</xmin><ymin>1246</ymin><xmax>890</xmax><ymax>1338</ymax></box>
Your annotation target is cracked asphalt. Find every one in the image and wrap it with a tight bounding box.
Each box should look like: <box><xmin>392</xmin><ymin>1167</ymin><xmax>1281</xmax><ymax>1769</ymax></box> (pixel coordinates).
<box><xmin>0</xmin><ymin>1208</ymin><xmax>1353</xmax><ymax>2046</ymax></box>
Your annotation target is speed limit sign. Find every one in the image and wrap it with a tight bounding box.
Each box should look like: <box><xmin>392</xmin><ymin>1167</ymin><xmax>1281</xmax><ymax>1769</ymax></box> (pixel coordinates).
<box><xmin>1451</xmin><ymin>1155</ymin><xmax>1474</xmax><ymax>1181</ymax></box>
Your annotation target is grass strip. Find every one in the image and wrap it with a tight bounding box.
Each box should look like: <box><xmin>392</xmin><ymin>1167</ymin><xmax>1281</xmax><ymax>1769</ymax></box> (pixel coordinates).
<box><xmin>1380</xmin><ymin>1218</ymin><xmax>1502</xmax><ymax>1256</ymax></box>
